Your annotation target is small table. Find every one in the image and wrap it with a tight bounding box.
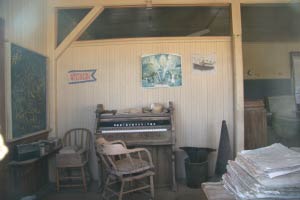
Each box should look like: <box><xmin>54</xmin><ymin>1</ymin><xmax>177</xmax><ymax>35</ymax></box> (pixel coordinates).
<box><xmin>8</xmin><ymin>146</ymin><xmax>61</xmax><ymax>199</ymax></box>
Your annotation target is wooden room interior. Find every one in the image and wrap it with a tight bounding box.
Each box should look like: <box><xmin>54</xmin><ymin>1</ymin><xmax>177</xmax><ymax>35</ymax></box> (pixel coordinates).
<box><xmin>0</xmin><ymin>0</ymin><xmax>300</xmax><ymax>200</ymax></box>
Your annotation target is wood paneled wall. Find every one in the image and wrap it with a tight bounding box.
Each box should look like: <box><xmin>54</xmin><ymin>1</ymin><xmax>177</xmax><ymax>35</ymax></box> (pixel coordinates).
<box><xmin>0</xmin><ymin>0</ymin><xmax>47</xmax><ymax>55</ymax></box>
<box><xmin>243</xmin><ymin>42</ymin><xmax>300</xmax><ymax>80</ymax></box>
<box><xmin>0</xmin><ymin>1</ymin><xmax>48</xmax><ymax>196</ymax></box>
<box><xmin>57</xmin><ymin>37</ymin><xmax>234</xmax><ymax>150</ymax></box>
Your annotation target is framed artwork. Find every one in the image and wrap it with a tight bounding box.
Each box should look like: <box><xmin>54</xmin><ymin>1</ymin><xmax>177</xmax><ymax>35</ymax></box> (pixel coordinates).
<box><xmin>141</xmin><ymin>54</ymin><xmax>182</xmax><ymax>88</ymax></box>
<box><xmin>192</xmin><ymin>54</ymin><xmax>216</xmax><ymax>72</ymax></box>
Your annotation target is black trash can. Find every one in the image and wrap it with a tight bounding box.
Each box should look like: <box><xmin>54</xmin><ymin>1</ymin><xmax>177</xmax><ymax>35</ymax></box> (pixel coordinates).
<box><xmin>180</xmin><ymin>147</ymin><xmax>215</xmax><ymax>188</ymax></box>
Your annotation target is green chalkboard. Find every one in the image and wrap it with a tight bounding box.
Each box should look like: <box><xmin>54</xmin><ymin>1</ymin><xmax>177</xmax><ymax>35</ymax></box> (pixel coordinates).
<box><xmin>11</xmin><ymin>43</ymin><xmax>47</xmax><ymax>138</ymax></box>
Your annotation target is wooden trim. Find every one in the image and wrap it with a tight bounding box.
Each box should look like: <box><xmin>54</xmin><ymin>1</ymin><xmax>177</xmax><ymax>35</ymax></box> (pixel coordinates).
<box><xmin>54</xmin><ymin>6</ymin><xmax>104</xmax><ymax>59</ymax></box>
<box><xmin>6</xmin><ymin>129</ymin><xmax>51</xmax><ymax>144</ymax></box>
<box><xmin>71</xmin><ymin>36</ymin><xmax>232</xmax><ymax>47</ymax></box>
<box><xmin>0</xmin><ymin>18</ymin><xmax>5</xmax><ymax>140</ymax></box>
<box><xmin>47</xmin><ymin>1</ymin><xmax>58</xmax><ymax>136</ymax></box>
<box><xmin>49</xmin><ymin>1</ymin><xmax>145</xmax><ymax>8</ymax></box>
<box><xmin>4</xmin><ymin>42</ymin><xmax>11</xmax><ymax>140</ymax></box>
<box><xmin>49</xmin><ymin>0</ymin><xmax>230</xmax><ymax>8</ymax></box>
<box><xmin>49</xmin><ymin>0</ymin><xmax>294</xmax><ymax>8</ymax></box>
<box><xmin>231</xmin><ymin>0</ymin><xmax>244</xmax><ymax>154</ymax></box>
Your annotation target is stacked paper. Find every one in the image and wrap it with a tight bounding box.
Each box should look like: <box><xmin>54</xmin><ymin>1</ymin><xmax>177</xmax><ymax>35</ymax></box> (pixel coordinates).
<box><xmin>222</xmin><ymin>143</ymin><xmax>300</xmax><ymax>200</ymax></box>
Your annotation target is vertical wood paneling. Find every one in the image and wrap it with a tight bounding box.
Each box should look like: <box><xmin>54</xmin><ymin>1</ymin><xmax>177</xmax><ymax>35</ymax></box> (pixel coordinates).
<box><xmin>57</xmin><ymin>38</ymin><xmax>233</xmax><ymax>177</ymax></box>
<box><xmin>1</xmin><ymin>0</ymin><xmax>47</xmax><ymax>55</ymax></box>
<box><xmin>57</xmin><ymin>37</ymin><xmax>234</xmax><ymax>153</ymax></box>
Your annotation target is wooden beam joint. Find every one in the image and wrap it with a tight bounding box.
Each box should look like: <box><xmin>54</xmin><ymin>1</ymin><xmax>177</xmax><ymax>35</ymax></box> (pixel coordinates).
<box><xmin>54</xmin><ymin>6</ymin><xmax>104</xmax><ymax>59</ymax></box>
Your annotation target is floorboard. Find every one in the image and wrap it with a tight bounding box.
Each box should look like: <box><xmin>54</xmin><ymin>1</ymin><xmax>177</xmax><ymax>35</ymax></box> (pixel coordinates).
<box><xmin>42</xmin><ymin>181</ymin><xmax>208</xmax><ymax>200</ymax></box>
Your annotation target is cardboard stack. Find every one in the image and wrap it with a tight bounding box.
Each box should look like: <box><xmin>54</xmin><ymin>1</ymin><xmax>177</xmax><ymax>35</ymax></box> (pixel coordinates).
<box><xmin>222</xmin><ymin>143</ymin><xmax>300</xmax><ymax>199</ymax></box>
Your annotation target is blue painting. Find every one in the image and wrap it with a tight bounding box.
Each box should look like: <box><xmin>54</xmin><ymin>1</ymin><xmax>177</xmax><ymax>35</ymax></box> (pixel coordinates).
<box><xmin>141</xmin><ymin>54</ymin><xmax>182</xmax><ymax>88</ymax></box>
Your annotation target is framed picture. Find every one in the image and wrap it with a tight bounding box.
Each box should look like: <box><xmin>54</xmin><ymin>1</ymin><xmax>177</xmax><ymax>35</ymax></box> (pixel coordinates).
<box><xmin>141</xmin><ymin>54</ymin><xmax>182</xmax><ymax>88</ymax></box>
<box><xmin>192</xmin><ymin>54</ymin><xmax>216</xmax><ymax>72</ymax></box>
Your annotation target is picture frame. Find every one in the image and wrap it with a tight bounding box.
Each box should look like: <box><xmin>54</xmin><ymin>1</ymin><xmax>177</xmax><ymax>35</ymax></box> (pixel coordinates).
<box><xmin>141</xmin><ymin>53</ymin><xmax>182</xmax><ymax>88</ymax></box>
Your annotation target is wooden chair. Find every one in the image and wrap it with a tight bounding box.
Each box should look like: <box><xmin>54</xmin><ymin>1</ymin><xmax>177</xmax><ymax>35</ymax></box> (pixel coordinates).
<box><xmin>56</xmin><ymin>128</ymin><xmax>91</xmax><ymax>192</ymax></box>
<box><xmin>96</xmin><ymin>137</ymin><xmax>155</xmax><ymax>200</ymax></box>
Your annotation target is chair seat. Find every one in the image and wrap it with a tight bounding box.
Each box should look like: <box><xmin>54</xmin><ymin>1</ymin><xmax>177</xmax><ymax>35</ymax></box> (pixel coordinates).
<box><xmin>113</xmin><ymin>158</ymin><xmax>153</xmax><ymax>175</ymax></box>
<box><xmin>59</xmin><ymin>146</ymin><xmax>83</xmax><ymax>154</ymax></box>
<box><xmin>56</xmin><ymin>152</ymin><xmax>86</xmax><ymax>167</ymax></box>
<box><xmin>122</xmin><ymin>170</ymin><xmax>155</xmax><ymax>181</ymax></box>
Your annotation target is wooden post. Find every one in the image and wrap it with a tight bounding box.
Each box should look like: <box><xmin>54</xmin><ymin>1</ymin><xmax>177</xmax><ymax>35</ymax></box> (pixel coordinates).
<box><xmin>231</xmin><ymin>0</ymin><xmax>244</xmax><ymax>155</ymax></box>
<box><xmin>48</xmin><ymin>2</ymin><xmax>104</xmax><ymax>136</ymax></box>
<box><xmin>47</xmin><ymin>2</ymin><xmax>58</xmax><ymax>136</ymax></box>
<box><xmin>0</xmin><ymin>18</ymin><xmax>5</xmax><ymax>139</ymax></box>
<box><xmin>169</xmin><ymin>101</ymin><xmax>177</xmax><ymax>191</ymax></box>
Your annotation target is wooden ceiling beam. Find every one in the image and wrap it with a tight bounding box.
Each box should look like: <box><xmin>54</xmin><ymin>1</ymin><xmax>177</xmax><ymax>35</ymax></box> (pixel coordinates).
<box><xmin>49</xmin><ymin>0</ymin><xmax>296</xmax><ymax>9</ymax></box>
<box><xmin>49</xmin><ymin>0</ymin><xmax>146</xmax><ymax>8</ymax></box>
<box><xmin>54</xmin><ymin>6</ymin><xmax>104</xmax><ymax>59</ymax></box>
<box><xmin>49</xmin><ymin>0</ymin><xmax>230</xmax><ymax>9</ymax></box>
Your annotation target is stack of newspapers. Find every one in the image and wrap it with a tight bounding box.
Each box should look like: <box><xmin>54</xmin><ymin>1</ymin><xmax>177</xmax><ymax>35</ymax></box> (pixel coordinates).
<box><xmin>222</xmin><ymin>143</ymin><xmax>300</xmax><ymax>199</ymax></box>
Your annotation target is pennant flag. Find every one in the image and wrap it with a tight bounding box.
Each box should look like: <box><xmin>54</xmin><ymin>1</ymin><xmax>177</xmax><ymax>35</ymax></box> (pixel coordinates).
<box><xmin>68</xmin><ymin>69</ymin><xmax>97</xmax><ymax>84</ymax></box>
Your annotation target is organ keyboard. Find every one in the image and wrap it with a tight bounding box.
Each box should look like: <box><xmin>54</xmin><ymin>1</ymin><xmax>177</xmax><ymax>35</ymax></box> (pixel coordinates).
<box><xmin>95</xmin><ymin>102</ymin><xmax>176</xmax><ymax>190</ymax></box>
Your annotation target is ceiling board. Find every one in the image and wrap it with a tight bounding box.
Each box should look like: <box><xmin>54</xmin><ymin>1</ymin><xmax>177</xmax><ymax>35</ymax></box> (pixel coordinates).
<box><xmin>57</xmin><ymin>4</ymin><xmax>300</xmax><ymax>43</ymax></box>
<box><xmin>57</xmin><ymin>6</ymin><xmax>230</xmax><ymax>43</ymax></box>
<box><xmin>241</xmin><ymin>3</ymin><xmax>300</xmax><ymax>42</ymax></box>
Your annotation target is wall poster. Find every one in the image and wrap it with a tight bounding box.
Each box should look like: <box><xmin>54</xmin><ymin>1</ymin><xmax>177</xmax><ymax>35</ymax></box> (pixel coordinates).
<box><xmin>141</xmin><ymin>54</ymin><xmax>182</xmax><ymax>88</ymax></box>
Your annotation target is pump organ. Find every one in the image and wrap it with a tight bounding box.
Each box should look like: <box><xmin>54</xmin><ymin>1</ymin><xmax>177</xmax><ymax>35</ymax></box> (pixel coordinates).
<box><xmin>95</xmin><ymin>102</ymin><xmax>176</xmax><ymax>190</ymax></box>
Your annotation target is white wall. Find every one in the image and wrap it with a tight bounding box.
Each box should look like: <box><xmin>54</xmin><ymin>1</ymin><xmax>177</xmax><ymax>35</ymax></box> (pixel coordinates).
<box><xmin>1</xmin><ymin>0</ymin><xmax>47</xmax><ymax>54</ymax></box>
<box><xmin>57</xmin><ymin>37</ymin><xmax>234</xmax><ymax>176</ymax></box>
<box><xmin>243</xmin><ymin>41</ymin><xmax>300</xmax><ymax>80</ymax></box>
<box><xmin>0</xmin><ymin>0</ymin><xmax>3</xmax><ymax>19</ymax></box>
<box><xmin>1</xmin><ymin>0</ymin><xmax>49</xmax><ymax>182</ymax></box>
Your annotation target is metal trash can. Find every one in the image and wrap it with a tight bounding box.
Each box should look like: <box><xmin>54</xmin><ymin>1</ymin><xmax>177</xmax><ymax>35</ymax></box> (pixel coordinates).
<box><xmin>180</xmin><ymin>147</ymin><xmax>215</xmax><ymax>188</ymax></box>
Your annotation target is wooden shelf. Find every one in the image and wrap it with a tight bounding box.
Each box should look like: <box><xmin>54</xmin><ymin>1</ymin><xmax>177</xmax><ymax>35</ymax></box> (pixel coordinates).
<box><xmin>9</xmin><ymin>146</ymin><xmax>61</xmax><ymax>166</ymax></box>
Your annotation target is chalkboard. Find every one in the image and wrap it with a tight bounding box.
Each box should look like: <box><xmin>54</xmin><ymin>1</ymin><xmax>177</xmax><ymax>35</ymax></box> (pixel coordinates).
<box><xmin>10</xmin><ymin>44</ymin><xmax>47</xmax><ymax>138</ymax></box>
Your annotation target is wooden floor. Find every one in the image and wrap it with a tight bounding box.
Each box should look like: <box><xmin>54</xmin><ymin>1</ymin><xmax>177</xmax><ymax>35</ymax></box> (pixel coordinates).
<box><xmin>42</xmin><ymin>181</ymin><xmax>208</xmax><ymax>200</ymax></box>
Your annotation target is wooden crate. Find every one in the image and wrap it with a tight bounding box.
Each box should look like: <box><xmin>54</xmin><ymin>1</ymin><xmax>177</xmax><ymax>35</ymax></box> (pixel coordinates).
<box><xmin>244</xmin><ymin>100</ymin><xmax>267</xmax><ymax>150</ymax></box>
